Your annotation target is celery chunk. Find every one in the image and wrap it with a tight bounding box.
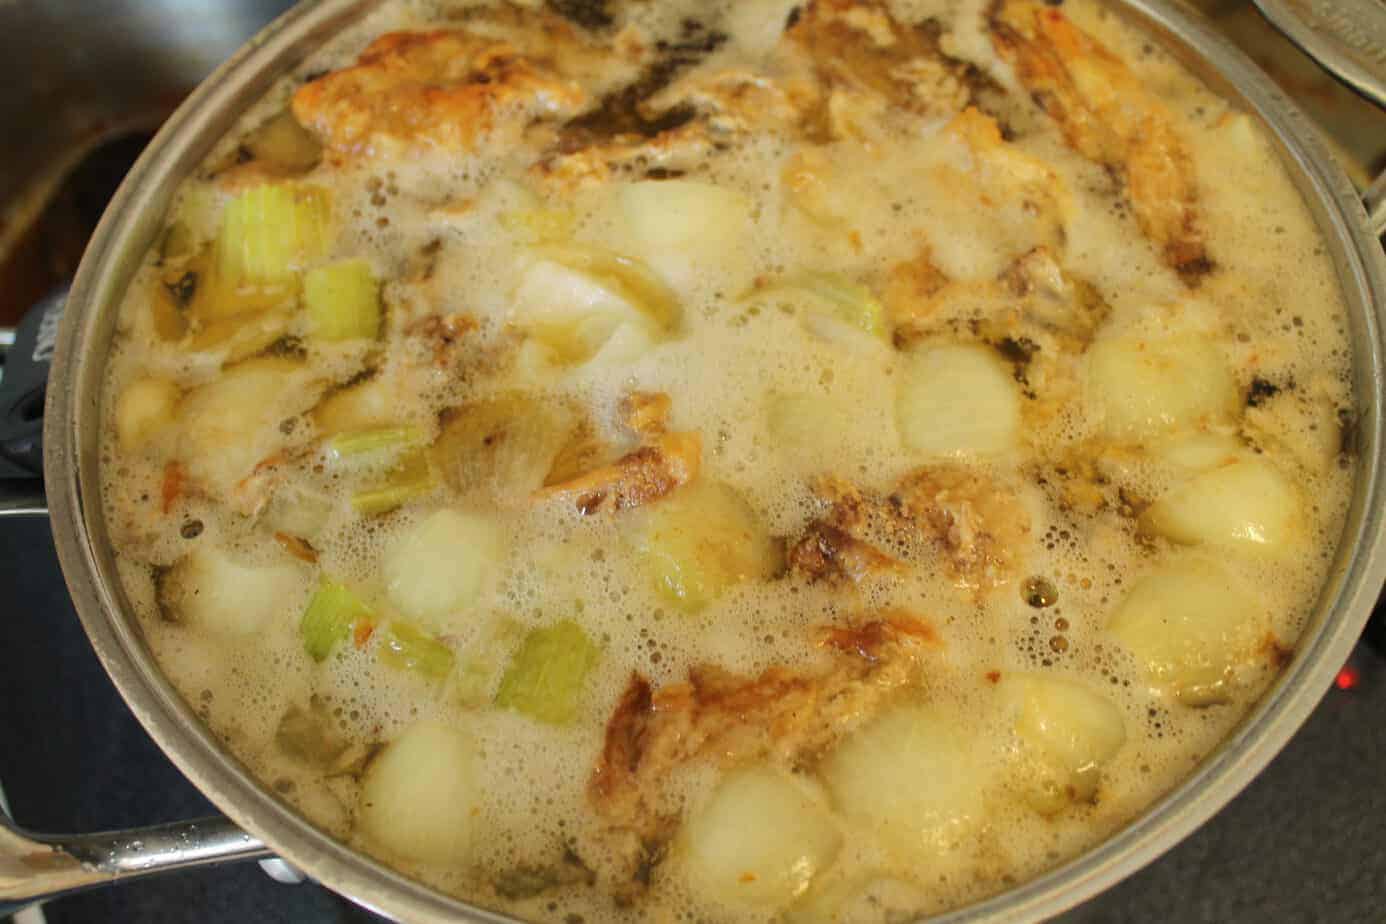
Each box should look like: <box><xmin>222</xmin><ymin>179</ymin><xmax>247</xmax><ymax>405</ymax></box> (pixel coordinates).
<box><xmin>305</xmin><ymin>258</ymin><xmax>380</xmax><ymax>341</ymax></box>
<box><xmin>380</xmin><ymin>621</ymin><xmax>456</xmax><ymax>682</ymax></box>
<box><xmin>328</xmin><ymin>426</ymin><xmax>425</xmax><ymax>462</ymax></box>
<box><xmin>494</xmin><ymin>620</ymin><xmax>600</xmax><ymax>725</ymax></box>
<box><xmin>351</xmin><ymin>451</ymin><xmax>434</xmax><ymax>516</ymax></box>
<box><xmin>216</xmin><ymin>183</ymin><xmax>331</xmax><ymax>287</ymax></box>
<box><xmin>454</xmin><ymin>618</ymin><xmax>525</xmax><ymax>708</ymax></box>
<box><xmin>300</xmin><ymin>581</ymin><xmax>374</xmax><ymax>662</ymax></box>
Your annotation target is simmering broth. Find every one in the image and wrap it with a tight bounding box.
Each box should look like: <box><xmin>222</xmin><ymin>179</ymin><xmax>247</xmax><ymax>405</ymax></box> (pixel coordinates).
<box><xmin>100</xmin><ymin>1</ymin><xmax>1354</xmax><ymax>919</ymax></box>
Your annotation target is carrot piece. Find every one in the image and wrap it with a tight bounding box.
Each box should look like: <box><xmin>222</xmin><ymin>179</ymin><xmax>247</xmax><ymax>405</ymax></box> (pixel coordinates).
<box><xmin>354</xmin><ymin>620</ymin><xmax>376</xmax><ymax>649</ymax></box>
<box><xmin>161</xmin><ymin>461</ymin><xmax>185</xmax><ymax>514</ymax></box>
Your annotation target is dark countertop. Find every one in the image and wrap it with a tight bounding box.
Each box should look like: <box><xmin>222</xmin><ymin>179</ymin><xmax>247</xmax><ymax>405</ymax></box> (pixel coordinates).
<box><xmin>3</xmin><ymin>513</ymin><xmax>1384</xmax><ymax>923</ymax></box>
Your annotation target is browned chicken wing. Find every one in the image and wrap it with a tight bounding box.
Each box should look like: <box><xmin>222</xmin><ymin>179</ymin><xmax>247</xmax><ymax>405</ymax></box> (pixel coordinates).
<box><xmin>991</xmin><ymin>0</ymin><xmax>1210</xmax><ymax>283</ymax></box>
<box><xmin>536</xmin><ymin>431</ymin><xmax>702</xmax><ymax>514</ymax></box>
<box><xmin>589</xmin><ymin>613</ymin><xmax>939</xmax><ymax>838</ymax></box>
<box><xmin>293</xmin><ymin>26</ymin><xmax>589</xmax><ymax>158</ymax></box>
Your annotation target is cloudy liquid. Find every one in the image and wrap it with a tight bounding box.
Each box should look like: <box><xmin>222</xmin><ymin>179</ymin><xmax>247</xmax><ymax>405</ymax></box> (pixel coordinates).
<box><xmin>99</xmin><ymin>1</ymin><xmax>1354</xmax><ymax>920</ymax></box>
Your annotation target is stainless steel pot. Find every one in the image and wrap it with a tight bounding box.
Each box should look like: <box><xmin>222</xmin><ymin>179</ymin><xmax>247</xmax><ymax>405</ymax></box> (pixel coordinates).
<box><xmin>5</xmin><ymin>0</ymin><xmax>1386</xmax><ymax>920</ymax></box>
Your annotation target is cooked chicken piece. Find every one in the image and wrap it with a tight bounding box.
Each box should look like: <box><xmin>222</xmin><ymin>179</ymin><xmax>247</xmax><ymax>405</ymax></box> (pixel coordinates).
<box><xmin>787</xmin><ymin>520</ymin><xmax>902</xmax><ymax>585</ymax></box>
<box><xmin>535</xmin><ymin>431</ymin><xmax>701</xmax><ymax>514</ymax></box>
<box><xmin>891</xmin><ymin>466</ymin><xmax>1032</xmax><ymax>590</ymax></box>
<box><xmin>547</xmin><ymin>0</ymin><xmax>972</xmax><ymax>186</ymax></box>
<box><xmin>995</xmin><ymin>246</ymin><xmax>1111</xmax><ymax>349</ymax></box>
<box><xmin>293</xmin><ymin>26</ymin><xmax>590</xmax><ymax>158</ymax></box>
<box><xmin>619</xmin><ymin>391</ymin><xmax>672</xmax><ymax>437</ymax></box>
<box><xmin>588</xmin><ymin>613</ymin><xmax>939</xmax><ymax>838</ymax></box>
<box><xmin>539</xmin><ymin>23</ymin><xmax>742</xmax><ymax>187</ymax></box>
<box><xmin>788</xmin><ymin>477</ymin><xmax>901</xmax><ymax>585</ymax></box>
<box><xmin>946</xmin><ymin>106</ymin><xmax>1057</xmax><ymax>192</ymax></box>
<box><xmin>883</xmin><ymin>242</ymin><xmax>951</xmax><ymax>326</ymax></box>
<box><xmin>539</xmin><ymin>70</ymin><xmax>811</xmax><ymax>189</ymax></box>
<box><xmin>403</xmin><ymin>312</ymin><xmax>480</xmax><ymax>369</ymax></box>
<box><xmin>542</xmin><ymin>424</ymin><xmax>610</xmax><ymax>488</ymax></box>
<box><xmin>935</xmin><ymin>107</ymin><xmax>1072</xmax><ymax>271</ymax></box>
<box><xmin>887</xmin><ymin>245</ymin><xmax>1108</xmax><ymax>368</ymax></box>
<box><xmin>644</xmin><ymin>68</ymin><xmax>815</xmax><ymax>137</ymax></box>
<box><xmin>786</xmin><ymin>0</ymin><xmax>971</xmax><ymax>124</ymax></box>
<box><xmin>800</xmin><ymin>468</ymin><xmax>1030</xmax><ymax>592</ymax></box>
<box><xmin>539</xmin><ymin>120</ymin><xmax>716</xmax><ymax>190</ymax></box>
<box><xmin>991</xmin><ymin>0</ymin><xmax>1210</xmax><ymax>283</ymax></box>
<box><xmin>1033</xmin><ymin>440</ymin><xmax>1145</xmax><ymax>517</ymax></box>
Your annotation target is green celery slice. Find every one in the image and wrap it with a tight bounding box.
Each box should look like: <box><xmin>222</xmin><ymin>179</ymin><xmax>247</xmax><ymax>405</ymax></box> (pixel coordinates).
<box><xmin>304</xmin><ymin>258</ymin><xmax>380</xmax><ymax>341</ymax></box>
<box><xmin>453</xmin><ymin>618</ymin><xmax>525</xmax><ymax>708</ymax></box>
<box><xmin>495</xmin><ymin>620</ymin><xmax>601</xmax><ymax>725</ymax></box>
<box><xmin>300</xmin><ymin>581</ymin><xmax>374</xmax><ymax>662</ymax></box>
<box><xmin>328</xmin><ymin>425</ymin><xmax>425</xmax><ymax>461</ymax></box>
<box><xmin>379</xmin><ymin>621</ymin><xmax>456</xmax><ymax>682</ymax></box>
<box><xmin>350</xmin><ymin>450</ymin><xmax>434</xmax><ymax>516</ymax></box>
<box><xmin>216</xmin><ymin>183</ymin><xmax>331</xmax><ymax>286</ymax></box>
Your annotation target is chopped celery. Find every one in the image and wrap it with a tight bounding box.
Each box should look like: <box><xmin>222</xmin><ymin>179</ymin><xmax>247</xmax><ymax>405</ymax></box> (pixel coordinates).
<box><xmin>380</xmin><ymin>621</ymin><xmax>456</xmax><ymax>682</ymax></box>
<box><xmin>494</xmin><ymin>620</ymin><xmax>601</xmax><ymax>725</ymax></box>
<box><xmin>304</xmin><ymin>258</ymin><xmax>380</xmax><ymax>341</ymax></box>
<box><xmin>186</xmin><ymin>307</ymin><xmax>294</xmax><ymax>361</ymax></box>
<box><xmin>350</xmin><ymin>450</ymin><xmax>434</xmax><ymax>516</ymax></box>
<box><xmin>531</xmin><ymin>243</ymin><xmax>681</xmax><ymax>332</ymax></box>
<box><xmin>328</xmin><ymin>425</ymin><xmax>425</xmax><ymax>461</ymax></box>
<box><xmin>300</xmin><ymin>580</ymin><xmax>374</xmax><ymax>662</ymax></box>
<box><xmin>187</xmin><ymin>251</ymin><xmax>298</xmax><ymax>326</ymax></box>
<box><xmin>216</xmin><ymin>183</ymin><xmax>331</xmax><ymax>287</ymax></box>
<box><xmin>171</xmin><ymin>245</ymin><xmax>287</xmax><ymax>323</ymax></box>
<box><xmin>751</xmin><ymin>272</ymin><xmax>886</xmax><ymax>339</ymax></box>
<box><xmin>453</xmin><ymin>618</ymin><xmax>525</xmax><ymax>708</ymax></box>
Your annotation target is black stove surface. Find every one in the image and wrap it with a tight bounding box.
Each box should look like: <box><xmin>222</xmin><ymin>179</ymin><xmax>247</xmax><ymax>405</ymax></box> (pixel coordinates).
<box><xmin>3</xmin><ymin>514</ymin><xmax>1385</xmax><ymax>923</ymax></box>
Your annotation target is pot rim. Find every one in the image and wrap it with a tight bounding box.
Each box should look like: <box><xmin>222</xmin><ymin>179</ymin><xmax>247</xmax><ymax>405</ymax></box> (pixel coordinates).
<box><xmin>42</xmin><ymin>0</ymin><xmax>1386</xmax><ymax>921</ymax></box>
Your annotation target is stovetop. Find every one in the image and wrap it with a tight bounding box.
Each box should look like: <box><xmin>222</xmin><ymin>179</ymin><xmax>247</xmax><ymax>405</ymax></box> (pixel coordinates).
<box><xmin>3</xmin><ymin>516</ymin><xmax>1386</xmax><ymax>923</ymax></box>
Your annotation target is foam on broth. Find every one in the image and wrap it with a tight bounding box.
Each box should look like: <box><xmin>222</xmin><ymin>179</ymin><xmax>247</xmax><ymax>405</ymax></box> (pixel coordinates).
<box><xmin>99</xmin><ymin>0</ymin><xmax>1354</xmax><ymax>920</ymax></box>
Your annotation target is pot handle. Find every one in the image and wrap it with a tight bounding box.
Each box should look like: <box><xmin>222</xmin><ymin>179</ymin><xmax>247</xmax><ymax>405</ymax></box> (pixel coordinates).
<box><xmin>0</xmin><ymin>287</ymin><xmax>63</xmax><ymax>519</ymax></box>
<box><xmin>0</xmin><ymin>808</ymin><xmax>270</xmax><ymax>916</ymax></box>
<box><xmin>1247</xmin><ymin>0</ymin><xmax>1386</xmax><ymax>239</ymax></box>
<box><xmin>1251</xmin><ymin>0</ymin><xmax>1386</xmax><ymax>111</ymax></box>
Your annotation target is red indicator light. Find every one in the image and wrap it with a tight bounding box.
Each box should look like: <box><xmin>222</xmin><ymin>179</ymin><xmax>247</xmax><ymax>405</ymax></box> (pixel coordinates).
<box><xmin>1335</xmin><ymin>665</ymin><xmax>1360</xmax><ymax>691</ymax></box>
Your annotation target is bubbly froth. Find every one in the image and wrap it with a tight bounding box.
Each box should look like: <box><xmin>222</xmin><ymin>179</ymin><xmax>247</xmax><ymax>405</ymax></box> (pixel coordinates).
<box><xmin>98</xmin><ymin>0</ymin><xmax>1354</xmax><ymax>919</ymax></box>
